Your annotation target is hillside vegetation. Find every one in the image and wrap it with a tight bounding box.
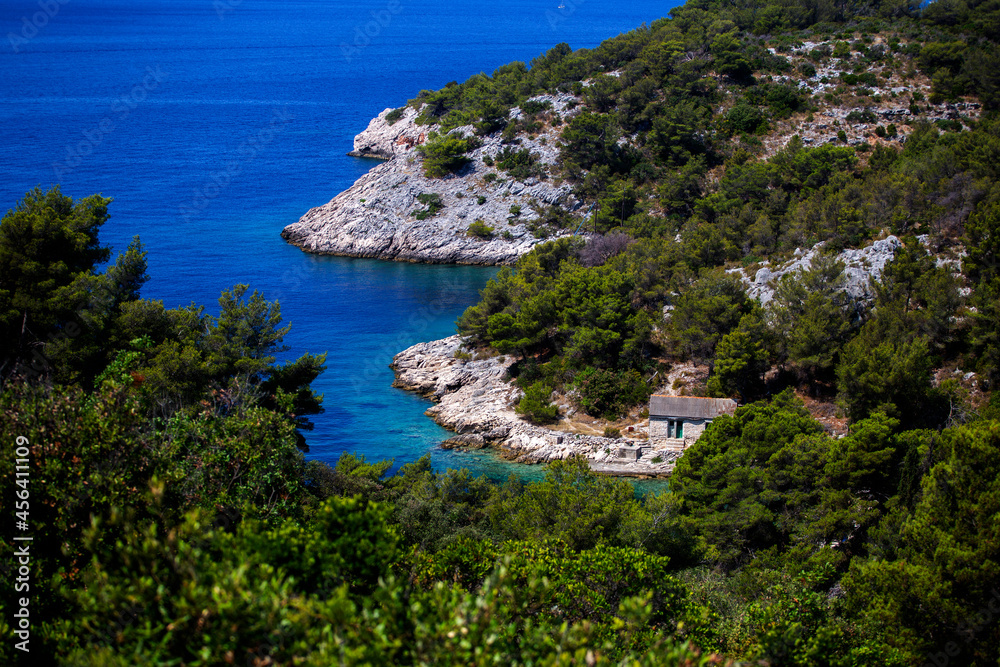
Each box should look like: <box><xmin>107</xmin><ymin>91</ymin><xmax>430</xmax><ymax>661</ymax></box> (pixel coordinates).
<box><xmin>2</xmin><ymin>0</ymin><xmax>1000</xmax><ymax>664</ymax></box>
<box><xmin>421</xmin><ymin>0</ymin><xmax>1000</xmax><ymax>427</ymax></box>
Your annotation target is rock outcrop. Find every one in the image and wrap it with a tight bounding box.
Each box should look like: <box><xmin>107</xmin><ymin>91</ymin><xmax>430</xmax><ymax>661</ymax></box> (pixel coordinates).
<box><xmin>756</xmin><ymin>38</ymin><xmax>982</xmax><ymax>157</ymax></box>
<box><xmin>282</xmin><ymin>96</ymin><xmax>583</xmax><ymax>265</ymax></box>
<box><xmin>729</xmin><ymin>235</ymin><xmax>903</xmax><ymax>306</ymax></box>
<box><xmin>391</xmin><ymin>335</ymin><xmax>680</xmax><ymax>476</ymax></box>
<box><xmin>346</xmin><ymin>105</ymin><xmax>426</xmax><ymax>160</ymax></box>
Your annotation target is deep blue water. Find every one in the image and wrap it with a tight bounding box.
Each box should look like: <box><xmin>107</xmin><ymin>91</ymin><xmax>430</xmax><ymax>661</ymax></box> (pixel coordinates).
<box><xmin>1</xmin><ymin>0</ymin><xmax>679</xmax><ymax>481</ymax></box>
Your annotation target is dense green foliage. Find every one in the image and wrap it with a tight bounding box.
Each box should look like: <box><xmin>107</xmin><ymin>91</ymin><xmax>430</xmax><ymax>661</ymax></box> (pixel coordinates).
<box><xmin>436</xmin><ymin>2</ymin><xmax>1000</xmax><ymax>664</ymax></box>
<box><xmin>494</xmin><ymin>146</ymin><xmax>545</xmax><ymax>181</ymax></box>
<box><xmin>466</xmin><ymin>218</ymin><xmax>494</xmax><ymax>239</ymax></box>
<box><xmin>5</xmin><ymin>0</ymin><xmax>1000</xmax><ymax>662</ymax></box>
<box><xmin>515</xmin><ymin>381</ymin><xmax>560</xmax><ymax>423</ymax></box>
<box><xmin>447</xmin><ymin>0</ymin><xmax>1000</xmax><ymax>420</ymax></box>
<box><xmin>6</xmin><ymin>366</ymin><xmax>999</xmax><ymax>664</ymax></box>
<box><xmin>417</xmin><ymin>133</ymin><xmax>476</xmax><ymax>178</ymax></box>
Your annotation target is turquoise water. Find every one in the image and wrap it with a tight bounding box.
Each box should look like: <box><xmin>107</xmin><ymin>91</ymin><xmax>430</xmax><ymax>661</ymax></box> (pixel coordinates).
<box><xmin>1</xmin><ymin>0</ymin><xmax>678</xmax><ymax>486</ymax></box>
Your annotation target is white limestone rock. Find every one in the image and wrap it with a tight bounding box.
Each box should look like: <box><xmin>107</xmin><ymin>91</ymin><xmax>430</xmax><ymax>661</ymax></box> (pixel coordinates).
<box><xmin>348</xmin><ymin>106</ymin><xmax>426</xmax><ymax>160</ymax></box>
<box><xmin>391</xmin><ymin>335</ymin><xmax>676</xmax><ymax>476</ymax></box>
<box><xmin>732</xmin><ymin>235</ymin><xmax>903</xmax><ymax>306</ymax></box>
<box><xmin>283</xmin><ymin>99</ymin><xmax>582</xmax><ymax>265</ymax></box>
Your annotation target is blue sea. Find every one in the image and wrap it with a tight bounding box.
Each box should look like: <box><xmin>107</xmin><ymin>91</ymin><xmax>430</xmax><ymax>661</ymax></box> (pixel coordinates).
<box><xmin>0</xmin><ymin>0</ymin><xmax>679</xmax><ymax>481</ymax></box>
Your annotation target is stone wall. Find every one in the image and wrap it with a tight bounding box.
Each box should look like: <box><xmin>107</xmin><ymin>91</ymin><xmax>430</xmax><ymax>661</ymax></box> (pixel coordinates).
<box><xmin>650</xmin><ymin>416</ymin><xmax>711</xmax><ymax>449</ymax></box>
<box><xmin>649</xmin><ymin>415</ymin><xmax>670</xmax><ymax>441</ymax></box>
<box><xmin>682</xmin><ymin>419</ymin><xmax>710</xmax><ymax>447</ymax></box>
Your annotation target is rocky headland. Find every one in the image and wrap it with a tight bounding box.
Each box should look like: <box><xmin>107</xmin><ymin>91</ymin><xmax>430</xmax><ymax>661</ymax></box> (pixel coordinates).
<box><xmin>281</xmin><ymin>97</ymin><xmax>583</xmax><ymax>265</ymax></box>
<box><xmin>281</xmin><ymin>34</ymin><xmax>979</xmax><ymax>267</ymax></box>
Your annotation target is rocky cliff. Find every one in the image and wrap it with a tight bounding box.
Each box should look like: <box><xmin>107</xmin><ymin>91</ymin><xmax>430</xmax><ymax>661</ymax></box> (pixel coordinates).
<box><xmin>281</xmin><ymin>96</ymin><xmax>582</xmax><ymax>265</ymax></box>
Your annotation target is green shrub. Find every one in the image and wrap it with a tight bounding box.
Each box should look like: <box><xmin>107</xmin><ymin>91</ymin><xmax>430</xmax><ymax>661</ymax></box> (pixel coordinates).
<box><xmin>467</xmin><ymin>220</ymin><xmax>494</xmax><ymax>239</ymax></box>
<box><xmin>744</xmin><ymin>83</ymin><xmax>805</xmax><ymax>118</ymax></box>
<box><xmin>527</xmin><ymin>204</ymin><xmax>574</xmax><ymax>239</ymax></box>
<box><xmin>575</xmin><ymin>368</ymin><xmax>650</xmax><ymax>420</ymax></box>
<box><xmin>841</xmin><ymin>72</ymin><xmax>877</xmax><ymax>86</ymax></box>
<box><xmin>418</xmin><ymin>133</ymin><xmax>475</xmax><ymax>178</ymax></box>
<box><xmin>475</xmin><ymin>101</ymin><xmax>509</xmax><ymax>136</ymax></box>
<box><xmin>603</xmin><ymin>426</ymin><xmax>621</xmax><ymax>438</ymax></box>
<box><xmin>477</xmin><ymin>195</ymin><xmax>487</xmax><ymax>205</ymax></box>
<box><xmin>846</xmin><ymin>109</ymin><xmax>877</xmax><ymax>123</ymax></box>
<box><xmin>495</xmin><ymin>147</ymin><xmax>543</xmax><ymax>181</ymax></box>
<box><xmin>727</xmin><ymin>102</ymin><xmax>767</xmax><ymax>135</ymax></box>
<box><xmin>516</xmin><ymin>382</ymin><xmax>559</xmax><ymax>424</ymax></box>
<box><xmin>385</xmin><ymin>107</ymin><xmax>405</xmax><ymax>125</ymax></box>
<box><xmin>412</xmin><ymin>193</ymin><xmax>444</xmax><ymax>220</ymax></box>
<box><xmin>809</xmin><ymin>47</ymin><xmax>829</xmax><ymax>62</ymax></box>
<box><xmin>935</xmin><ymin>118</ymin><xmax>962</xmax><ymax>132</ymax></box>
<box><xmin>521</xmin><ymin>99</ymin><xmax>552</xmax><ymax>115</ymax></box>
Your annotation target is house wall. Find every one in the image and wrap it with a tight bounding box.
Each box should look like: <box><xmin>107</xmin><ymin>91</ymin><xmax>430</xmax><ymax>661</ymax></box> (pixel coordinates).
<box><xmin>649</xmin><ymin>416</ymin><xmax>711</xmax><ymax>448</ymax></box>
<box><xmin>649</xmin><ymin>416</ymin><xmax>673</xmax><ymax>441</ymax></box>
<box><xmin>681</xmin><ymin>419</ymin><xmax>710</xmax><ymax>447</ymax></box>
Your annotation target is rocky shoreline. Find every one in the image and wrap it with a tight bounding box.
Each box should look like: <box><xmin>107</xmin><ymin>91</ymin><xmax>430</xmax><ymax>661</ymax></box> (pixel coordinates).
<box><xmin>390</xmin><ymin>335</ymin><xmax>681</xmax><ymax>477</ymax></box>
<box><xmin>388</xmin><ymin>235</ymin><xmax>922</xmax><ymax>477</ymax></box>
<box><xmin>281</xmin><ymin>98</ymin><xmax>582</xmax><ymax>266</ymax></box>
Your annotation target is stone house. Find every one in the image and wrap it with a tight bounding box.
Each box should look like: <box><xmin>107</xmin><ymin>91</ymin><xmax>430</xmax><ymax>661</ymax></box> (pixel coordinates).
<box><xmin>648</xmin><ymin>395</ymin><xmax>738</xmax><ymax>450</ymax></box>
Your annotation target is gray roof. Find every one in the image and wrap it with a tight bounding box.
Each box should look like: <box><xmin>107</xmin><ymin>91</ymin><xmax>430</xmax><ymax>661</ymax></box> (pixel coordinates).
<box><xmin>649</xmin><ymin>395</ymin><xmax>737</xmax><ymax>420</ymax></box>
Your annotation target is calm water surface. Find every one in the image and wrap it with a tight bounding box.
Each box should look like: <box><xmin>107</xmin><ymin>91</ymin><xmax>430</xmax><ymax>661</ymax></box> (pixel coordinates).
<box><xmin>1</xmin><ymin>0</ymin><xmax>679</xmax><ymax>487</ymax></box>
